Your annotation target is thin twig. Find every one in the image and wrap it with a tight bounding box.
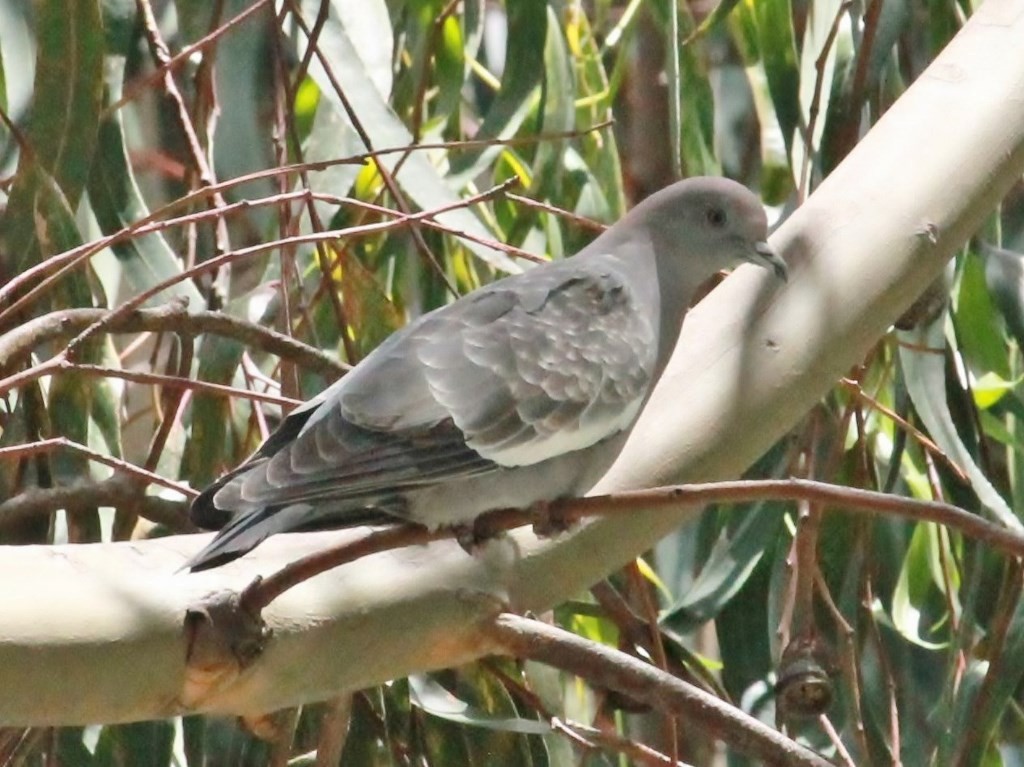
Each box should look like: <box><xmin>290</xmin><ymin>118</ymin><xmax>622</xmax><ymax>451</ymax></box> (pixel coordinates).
<box><xmin>798</xmin><ymin>0</ymin><xmax>854</xmax><ymax>199</ymax></box>
<box><xmin>240</xmin><ymin>477</ymin><xmax>1024</xmax><ymax>612</ymax></box>
<box><xmin>832</xmin><ymin>0</ymin><xmax>884</xmax><ymax>161</ymax></box>
<box><xmin>486</xmin><ymin>660</ymin><xmax>681</xmax><ymax>766</ymax></box>
<box><xmin>56</xmin><ymin>362</ymin><xmax>301</xmax><ymax>408</ymax></box>
<box><xmin>108</xmin><ymin>0</ymin><xmax>272</xmax><ymax>116</ymax></box>
<box><xmin>320</xmin><ymin>192</ymin><xmax>544</xmax><ymax>263</ymax></box>
<box><xmin>284</xmin><ymin>0</ymin><xmax>458</xmax><ymax>295</ymax></box>
<box><xmin>504</xmin><ymin>193</ymin><xmax>608</xmax><ymax>233</ymax></box>
<box><xmin>271</xmin><ymin>2</ymin><xmax>357</xmax><ymax>363</ymax></box>
<box><xmin>314</xmin><ymin>696</ymin><xmax>352</xmax><ymax>767</ymax></box>
<box><xmin>64</xmin><ymin>179</ymin><xmax>519</xmax><ymax>359</ymax></box>
<box><xmin>953</xmin><ymin>560</ymin><xmax>1024</xmax><ymax>764</ymax></box>
<box><xmin>483</xmin><ymin>613</ymin><xmax>832</xmax><ymax>767</ymax></box>
<box><xmin>817</xmin><ymin>714</ymin><xmax>856</xmax><ymax>767</ymax></box>
<box><xmin>839</xmin><ymin>376</ymin><xmax>967</xmax><ymax>482</ymax></box>
<box><xmin>0</xmin><ymin>119</ymin><xmax>608</xmax><ymax>325</ymax></box>
<box><xmin>137</xmin><ymin>0</ymin><xmax>231</xmax><ymax>258</ymax></box>
<box><xmin>410</xmin><ymin>0</ymin><xmax>461</xmax><ymax>141</ymax></box>
<box><xmin>0</xmin><ymin>303</ymin><xmax>347</xmax><ymax>378</ymax></box>
<box><xmin>0</xmin><ymin>476</ymin><xmax>189</xmax><ymax>531</ymax></box>
<box><xmin>626</xmin><ymin>561</ymin><xmax>678</xmax><ymax>761</ymax></box>
<box><xmin>0</xmin><ymin>183</ymin><xmax>516</xmax><ymax>400</ymax></box>
<box><xmin>0</xmin><ymin>437</ymin><xmax>195</xmax><ymax>498</ymax></box>
<box><xmin>814</xmin><ymin>568</ymin><xmax>871</xmax><ymax>762</ymax></box>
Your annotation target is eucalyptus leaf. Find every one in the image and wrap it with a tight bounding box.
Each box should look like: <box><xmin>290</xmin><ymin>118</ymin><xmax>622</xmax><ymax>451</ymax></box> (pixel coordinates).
<box><xmin>899</xmin><ymin>316</ymin><xmax>1019</xmax><ymax>530</ymax></box>
<box><xmin>409</xmin><ymin>674</ymin><xmax>550</xmax><ymax>735</ymax></box>
<box><xmin>88</xmin><ymin>56</ymin><xmax>203</xmax><ymax>307</ymax></box>
<box><xmin>661</xmin><ymin>502</ymin><xmax>784</xmax><ymax>633</ymax></box>
<box><xmin>295</xmin><ymin>0</ymin><xmax>519</xmax><ymax>274</ymax></box>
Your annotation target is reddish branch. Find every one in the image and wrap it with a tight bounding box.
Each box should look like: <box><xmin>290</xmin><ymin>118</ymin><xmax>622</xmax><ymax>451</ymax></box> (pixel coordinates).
<box><xmin>483</xmin><ymin>613</ymin><xmax>833</xmax><ymax>767</ymax></box>
<box><xmin>239</xmin><ymin>477</ymin><xmax>1024</xmax><ymax>612</ymax></box>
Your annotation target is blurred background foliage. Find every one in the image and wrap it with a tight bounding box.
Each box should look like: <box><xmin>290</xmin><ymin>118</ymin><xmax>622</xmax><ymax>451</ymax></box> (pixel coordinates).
<box><xmin>0</xmin><ymin>0</ymin><xmax>1022</xmax><ymax>765</ymax></box>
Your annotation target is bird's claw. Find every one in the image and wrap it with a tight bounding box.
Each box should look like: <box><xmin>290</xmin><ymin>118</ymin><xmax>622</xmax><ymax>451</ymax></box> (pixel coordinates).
<box><xmin>453</xmin><ymin>517</ymin><xmax>504</xmax><ymax>553</ymax></box>
<box><xmin>531</xmin><ymin>500</ymin><xmax>572</xmax><ymax>538</ymax></box>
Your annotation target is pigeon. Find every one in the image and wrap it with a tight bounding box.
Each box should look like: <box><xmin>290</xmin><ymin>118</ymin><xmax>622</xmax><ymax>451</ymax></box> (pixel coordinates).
<box><xmin>186</xmin><ymin>177</ymin><xmax>787</xmax><ymax>571</ymax></box>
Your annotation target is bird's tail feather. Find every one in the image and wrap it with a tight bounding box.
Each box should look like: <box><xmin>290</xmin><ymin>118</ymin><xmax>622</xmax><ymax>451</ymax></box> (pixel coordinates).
<box><xmin>185</xmin><ymin>503</ymin><xmax>397</xmax><ymax>572</ymax></box>
<box><xmin>185</xmin><ymin>506</ymin><xmax>285</xmax><ymax>571</ymax></box>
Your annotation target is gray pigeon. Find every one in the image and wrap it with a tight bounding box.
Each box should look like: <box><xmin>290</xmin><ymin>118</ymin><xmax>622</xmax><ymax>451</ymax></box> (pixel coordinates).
<box><xmin>186</xmin><ymin>177</ymin><xmax>786</xmax><ymax>571</ymax></box>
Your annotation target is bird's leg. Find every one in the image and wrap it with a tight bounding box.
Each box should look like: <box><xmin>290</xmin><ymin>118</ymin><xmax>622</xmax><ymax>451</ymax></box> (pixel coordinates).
<box><xmin>450</xmin><ymin>499</ymin><xmax>573</xmax><ymax>553</ymax></box>
<box><xmin>453</xmin><ymin>515</ymin><xmax>508</xmax><ymax>554</ymax></box>
<box><xmin>531</xmin><ymin>499</ymin><xmax>572</xmax><ymax>537</ymax></box>
<box><xmin>453</xmin><ymin>522</ymin><xmax>482</xmax><ymax>553</ymax></box>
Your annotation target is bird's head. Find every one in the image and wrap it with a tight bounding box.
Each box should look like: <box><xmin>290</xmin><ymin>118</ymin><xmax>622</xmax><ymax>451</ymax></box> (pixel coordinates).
<box><xmin>637</xmin><ymin>177</ymin><xmax>788</xmax><ymax>283</ymax></box>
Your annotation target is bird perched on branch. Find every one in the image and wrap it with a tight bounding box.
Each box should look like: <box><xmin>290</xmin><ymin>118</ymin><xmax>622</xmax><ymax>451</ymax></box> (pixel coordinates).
<box><xmin>186</xmin><ymin>177</ymin><xmax>787</xmax><ymax>571</ymax></box>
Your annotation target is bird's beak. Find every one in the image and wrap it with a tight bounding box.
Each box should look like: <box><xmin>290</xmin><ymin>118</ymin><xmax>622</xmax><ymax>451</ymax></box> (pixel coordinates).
<box><xmin>752</xmin><ymin>241</ymin><xmax>788</xmax><ymax>282</ymax></box>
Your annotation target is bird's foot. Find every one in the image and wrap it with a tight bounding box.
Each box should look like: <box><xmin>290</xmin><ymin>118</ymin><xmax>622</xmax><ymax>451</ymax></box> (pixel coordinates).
<box><xmin>453</xmin><ymin>517</ymin><xmax>506</xmax><ymax>554</ymax></box>
<box><xmin>451</xmin><ymin>500</ymin><xmax>573</xmax><ymax>552</ymax></box>
<box><xmin>531</xmin><ymin>500</ymin><xmax>573</xmax><ymax>538</ymax></box>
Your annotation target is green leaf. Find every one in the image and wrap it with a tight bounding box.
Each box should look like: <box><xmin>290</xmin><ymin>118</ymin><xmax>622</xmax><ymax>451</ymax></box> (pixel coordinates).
<box><xmin>899</xmin><ymin>317</ymin><xmax>1019</xmax><ymax>530</ymax></box>
<box><xmin>650</xmin><ymin>0</ymin><xmax>719</xmax><ymax>176</ymax></box>
<box><xmin>529</xmin><ymin>7</ymin><xmax>575</xmax><ymax>199</ymax></box>
<box><xmin>448</xmin><ymin>0</ymin><xmax>547</xmax><ymax>181</ymax></box>
<box><xmin>210</xmin><ymin>1</ymin><xmax>278</xmax><ymax>233</ymax></box>
<box><xmin>891</xmin><ymin>523</ymin><xmax>953</xmax><ymax>649</ymax></box>
<box><xmin>2</xmin><ymin>160</ymin><xmax>85</xmax><ymax>269</ymax></box>
<box><xmin>565</xmin><ymin>10</ymin><xmax>625</xmax><ymax>222</ymax></box>
<box><xmin>90</xmin><ymin>340</ymin><xmax>124</xmax><ymax>462</ymax></box>
<box><xmin>48</xmin><ymin>372</ymin><xmax>94</xmax><ymax>486</ymax></box>
<box><xmin>715</xmin><ymin>544</ymin><xmax>776</xmax><ymax>706</ymax></box>
<box><xmin>180</xmin><ymin>336</ymin><xmax>246</xmax><ymax>488</ymax></box>
<box><xmin>984</xmin><ymin>244</ymin><xmax>1024</xmax><ymax>357</ymax></box>
<box><xmin>683</xmin><ymin>0</ymin><xmax>744</xmax><ymax>45</ymax></box>
<box><xmin>951</xmin><ymin>582</ymin><xmax>1024</xmax><ymax>764</ymax></box>
<box><xmin>414</xmin><ymin>669</ymin><xmax>540</xmax><ymax>766</ymax></box>
<box><xmin>661</xmin><ymin>502</ymin><xmax>784</xmax><ymax>632</ymax></box>
<box><xmin>936</xmin><ymin>660</ymin><xmax>989</xmax><ymax>766</ymax></box>
<box><xmin>430</xmin><ymin>13</ymin><xmax>467</xmax><ymax>126</ymax></box>
<box><xmin>751</xmin><ymin>0</ymin><xmax>801</xmax><ymax>158</ymax></box>
<box><xmin>182</xmin><ymin>714</ymin><xmax>270</xmax><ymax>767</ymax></box>
<box><xmin>99</xmin><ymin>0</ymin><xmax>137</xmax><ymax>57</ymax></box>
<box><xmin>959</xmin><ymin>249</ymin><xmax>1011</xmax><ymax>378</ymax></box>
<box><xmin>794</xmin><ymin>0</ymin><xmax>850</xmax><ymax>178</ymax></box>
<box><xmin>88</xmin><ymin>56</ymin><xmax>203</xmax><ymax>308</ymax></box>
<box><xmin>26</xmin><ymin>0</ymin><xmax>103</xmax><ymax>206</ymax></box>
<box><xmin>94</xmin><ymin>720</ymin><xmax>175</xmax><ymax>767</ymax></box>
<box><xmin>295</xmin><ymin>0</ymin><xmax>520</xmax><ymax>274</ymax></box>
<box><xmin>972</xmin><ymin>371</ymin><xmax>1020</xmax><ymax>410</ymax></box>
<box><xmin>0</xmin><ymin>37</ymin><xmax>7</xmax><ymax>115</ymax></box>
<box><xmin>334</xmin><ymin>245</ymin><xmax>403</xmax><ymax>357</ymax></box>
<box><xmin>409</xmin><ymin>674</ymin><xmax>550</xmax><ymax>734</ymax></box>
<box><xmin>1</xmin><ymin>0</ymin><xmax>103</xmax><ymax>272</ymax></box>
<box><xmin>49</xmin><ymin>339</ymin><xmax>108</xmax><ymax>542</ymax></box>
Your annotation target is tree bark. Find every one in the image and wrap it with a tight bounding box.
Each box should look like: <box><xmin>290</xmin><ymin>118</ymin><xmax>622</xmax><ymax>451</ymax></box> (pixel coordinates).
<box><xmin>1</xmin><ymin>0</ymin><xmax>1023</xmax><ymax>725</ymax></box>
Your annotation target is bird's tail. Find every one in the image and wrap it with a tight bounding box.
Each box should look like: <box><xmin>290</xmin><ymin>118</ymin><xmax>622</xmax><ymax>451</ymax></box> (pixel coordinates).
<box><xmin>185</xmin><ymin>502</ymin><xmax>398</xmax><ymax>572</ymax></box>
<box><xmin>185</xmin><ymin>505</ymin><xmax>290</xmax><ymax>571</ymax></box>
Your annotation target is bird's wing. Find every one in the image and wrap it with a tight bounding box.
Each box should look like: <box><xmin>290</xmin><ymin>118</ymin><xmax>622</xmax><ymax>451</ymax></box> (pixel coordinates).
<box><xmin>398</xmin><ymin>265</ymin><xmax>659</xmax><ymax>467</ymax></box>
<box><xmin>193</xmin><ymin>261</ymin><xmax>659</xmax><ymax>524</ymax></box>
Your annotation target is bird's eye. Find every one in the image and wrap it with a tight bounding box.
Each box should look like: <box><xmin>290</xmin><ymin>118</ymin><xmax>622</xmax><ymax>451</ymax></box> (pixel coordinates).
<box><xmin>705</xmin><ymin>206</ymin><xmax>727</xmax><ymax>228</ymax></box>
